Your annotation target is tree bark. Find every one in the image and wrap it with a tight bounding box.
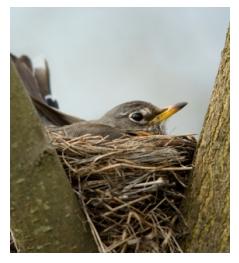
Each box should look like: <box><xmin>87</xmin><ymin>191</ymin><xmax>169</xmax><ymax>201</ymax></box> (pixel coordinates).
<box><xmin>10</xmin><ymin>62</ymin><xmax>98</xmax><ymax>252</ymax></box>
<box><xmin>180</xmin><ymin>28</ymin><xmax>230</xmax><ymax>252</ymax></box>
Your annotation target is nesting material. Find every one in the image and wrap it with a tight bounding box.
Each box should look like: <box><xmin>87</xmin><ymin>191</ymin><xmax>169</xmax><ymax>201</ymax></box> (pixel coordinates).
<box><xmin>48</xmin><ymin>131</ymin><xmax>196</xmax><ymax>253</ymax></box>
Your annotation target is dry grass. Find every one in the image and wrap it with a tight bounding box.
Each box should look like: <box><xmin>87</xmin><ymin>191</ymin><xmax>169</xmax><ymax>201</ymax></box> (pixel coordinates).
<box><xmin>48</xmin><ymin>131</ymin><xmax>196</xmax><ymax>253</ymax></box>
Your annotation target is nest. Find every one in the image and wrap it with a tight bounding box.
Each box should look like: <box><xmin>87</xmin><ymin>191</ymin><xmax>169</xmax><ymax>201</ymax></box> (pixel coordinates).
<box><xmin>48</xmin><ymin>131</ymin><xmax>196</xmax><ymax>253</ymax></box>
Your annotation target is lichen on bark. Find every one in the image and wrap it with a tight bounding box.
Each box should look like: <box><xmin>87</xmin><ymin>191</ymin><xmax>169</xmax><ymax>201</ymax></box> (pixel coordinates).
<box><xmin>180</xmin><ymin>28</ymin><xmax>230</xmax><ymax>253</ymax></box>
<box><xmin>10</xmin><ymin>62</ymin><xmax>98</xmax><ymax>252</ymax></box>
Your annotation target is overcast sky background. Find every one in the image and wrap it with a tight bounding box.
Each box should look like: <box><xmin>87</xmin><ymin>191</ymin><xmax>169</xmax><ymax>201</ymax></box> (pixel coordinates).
<box><xmin>10</xmin><ymin>7</ymin><xmax>229</xmax><ymax>135</ymax></box>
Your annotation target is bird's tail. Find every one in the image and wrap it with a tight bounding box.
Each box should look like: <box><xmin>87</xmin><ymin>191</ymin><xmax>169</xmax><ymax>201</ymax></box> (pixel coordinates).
<box><xmin>11</xmin><ymin>54</ymin><xmax>82</xmax><ymax>126</ymax></box>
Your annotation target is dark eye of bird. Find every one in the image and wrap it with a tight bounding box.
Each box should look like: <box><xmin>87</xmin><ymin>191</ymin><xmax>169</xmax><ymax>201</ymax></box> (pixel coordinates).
<box><xmin>130</xmin><ymin>112</ymin><xmax>144</xmax><ymax>122</ymax></box>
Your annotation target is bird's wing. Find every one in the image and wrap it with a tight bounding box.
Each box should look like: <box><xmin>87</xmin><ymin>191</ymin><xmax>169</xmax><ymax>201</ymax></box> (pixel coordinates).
<box><xmin>49</xmin><ymin>122</ymin><xmax>126</xmax><ymax>140</ymax></box>
<box><xmin>32</xmin><ymin>98</ymin><xmax>83</xmax><ymax>126</ymax></box>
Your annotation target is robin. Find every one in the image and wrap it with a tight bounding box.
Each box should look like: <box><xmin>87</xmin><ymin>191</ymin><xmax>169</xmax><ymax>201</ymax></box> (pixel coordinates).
<box><xmin>11</xmin><ymin>54</ymin><xmax>187</xmax><ymax>139</ymax></box>
<box><xmin>52</xmin><ymin>101</ymin><xmax>187</xmax><ymax>139</ymax></box>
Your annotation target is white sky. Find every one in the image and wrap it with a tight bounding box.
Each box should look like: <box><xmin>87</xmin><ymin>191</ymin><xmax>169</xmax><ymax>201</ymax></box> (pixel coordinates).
<box><xmin>11</xmin><ymin>7</ymin><xmax>229</xmax><ymax>135</ymax></box>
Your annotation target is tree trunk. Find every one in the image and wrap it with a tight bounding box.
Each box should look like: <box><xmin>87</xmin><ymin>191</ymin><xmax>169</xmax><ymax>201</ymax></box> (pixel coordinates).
<box><xmin>10</xmin><ymin>62</ymin><xmax>98</xmax><ymax>252</ymax></box>
<box><xmin>180</xmin><ymin>28</ymin><xmax>230</xmax><ymax>252</ymax></box>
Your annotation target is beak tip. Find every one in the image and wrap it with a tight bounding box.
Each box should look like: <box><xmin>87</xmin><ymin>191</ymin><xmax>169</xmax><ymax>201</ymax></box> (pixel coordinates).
<box><xmin>151</xmin><ymin>101</ymin><xmax>188</xmax><ymax>124</ymax></box>
<box><xmin>177</xmin><ymin>102</ymin><xmax>188</xmax><ymax>109</ymax></box>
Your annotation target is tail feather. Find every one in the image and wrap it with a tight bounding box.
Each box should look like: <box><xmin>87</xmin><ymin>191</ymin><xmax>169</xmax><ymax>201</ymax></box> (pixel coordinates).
<box><xmin>11</xmin><ymin>53</ymin><xmax>83</xmax><ymax>126</ymax></box>
<box><xmin>34</xmin><ymin>59</ymin><xmax>59</xmax><ymax>108</ymax></box>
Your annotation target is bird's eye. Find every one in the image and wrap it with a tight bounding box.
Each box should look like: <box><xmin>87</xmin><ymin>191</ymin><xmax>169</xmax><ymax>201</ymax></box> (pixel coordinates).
<box><xmin>129</xmin><ymin>112</ymin><xmax>144</xmax><ymax>122</ymax></box>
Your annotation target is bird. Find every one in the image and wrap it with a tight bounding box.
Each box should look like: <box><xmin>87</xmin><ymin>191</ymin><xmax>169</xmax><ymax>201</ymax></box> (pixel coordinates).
<box><xmin>11</xmin><ymin>54</ymin><xmax>187</xmax><ymax>139</ymax></box>
<box><xmin>53</xmin><ymin>101</ymin><xmax>187</xmax><ymax>139</ymax></box>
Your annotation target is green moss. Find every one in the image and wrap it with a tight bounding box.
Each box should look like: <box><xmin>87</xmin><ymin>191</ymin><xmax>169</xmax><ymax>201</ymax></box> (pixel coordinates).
<box><xmin>10</xmin><ymin>63</ymin><xmax>97</xmax><ymax>252</ymax></box>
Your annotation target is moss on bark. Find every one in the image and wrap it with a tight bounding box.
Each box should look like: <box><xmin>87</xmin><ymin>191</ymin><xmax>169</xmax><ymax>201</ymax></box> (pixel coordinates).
<box><xmin>10</xmin><ymin>63</ymin><xmax>98</xmax><ymax>252</ymax></box>
<box><xmin>180</xmin><ymin>28</ymin><xmax>230</xmax><ymax>253</ymax></box>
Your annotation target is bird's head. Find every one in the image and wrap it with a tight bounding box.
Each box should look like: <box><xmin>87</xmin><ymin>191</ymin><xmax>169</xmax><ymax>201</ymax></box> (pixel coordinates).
<box><xmin>98</xmin><ymin>100</ymin><xmax>187</xmax><ymax>135</ymax></box>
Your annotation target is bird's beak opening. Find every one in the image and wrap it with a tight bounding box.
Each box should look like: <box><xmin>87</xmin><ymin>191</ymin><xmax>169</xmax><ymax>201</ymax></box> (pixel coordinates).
<box><xmin>150</xmin><ymin>102</ymin><xmax>188</xmax><ymax>124</ymax></box>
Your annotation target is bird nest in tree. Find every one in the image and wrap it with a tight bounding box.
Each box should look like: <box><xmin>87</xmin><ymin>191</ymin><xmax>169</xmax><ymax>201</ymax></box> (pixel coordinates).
<box><xmin>48</xmin><ymin>131</ymin><xmax>196</xmax><ymax>253</ymax></box>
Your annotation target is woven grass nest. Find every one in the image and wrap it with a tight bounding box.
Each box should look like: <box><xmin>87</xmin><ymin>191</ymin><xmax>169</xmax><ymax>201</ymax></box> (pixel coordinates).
<box><xmin>48</xmin><ymin>131</ymin><xmax>196</xmax><ymax>253</ymax></box>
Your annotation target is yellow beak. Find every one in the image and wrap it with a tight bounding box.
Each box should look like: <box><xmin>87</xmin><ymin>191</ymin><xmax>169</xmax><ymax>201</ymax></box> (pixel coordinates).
<box><xmin>150</xmin><ymin>102</ymin><xmax>187</xmax><ymax>124</ymax></box>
